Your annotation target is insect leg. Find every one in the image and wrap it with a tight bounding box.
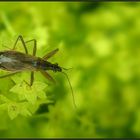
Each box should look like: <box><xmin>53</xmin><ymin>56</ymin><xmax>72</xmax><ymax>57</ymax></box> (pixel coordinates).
<box><xmin>40</xmin><ymin>70</ymin><xmax>56</xmax><ymax>84</ymax></box>
<box><xmin>12</xmin><ymin>36</ymin><xmax>37</xmax><ymax>87</ymax></box>
<box><xmin>12</xmin><ymin>35</ymin><xmax>28</xmax><ymax>54</ymax></box>
<box><xmin>22</xmin><ymin>71</ymin><xmax>34</xmax><ymax>87</ymax></box>
<box><xmin>30</xmin><ymin>72</ymin><xmax>34</xmax><ymax>86</ymax></box>
<box><xmin>25</xmin><ymin>39</ymin><xmax>37</xmax><ymax>86</ymax></box>
<box><xmin>43</xmin><ymin>48</ymin><xmax>59</xmax><ymax>60</ymax></box>
<box><xmin>0</xmin><ymin>72</ymin><xmax>19</xmax><ymax>78</ymax></box>
<box><xmin>25</xmin><ymin>39</ymin><xmax>37</xmax><ymax>56</ymax></box>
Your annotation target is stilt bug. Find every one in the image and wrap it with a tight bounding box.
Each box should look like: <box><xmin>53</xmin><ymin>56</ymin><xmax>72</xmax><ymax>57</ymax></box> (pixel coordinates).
<box><xmin>0</xmin><ymin>35</ymin><xmax>76</xmax><ymax>108</ymax></box>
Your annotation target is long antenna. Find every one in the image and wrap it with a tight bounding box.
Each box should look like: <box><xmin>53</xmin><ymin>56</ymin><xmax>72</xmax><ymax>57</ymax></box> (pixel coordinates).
<box><xmin>61</xmin><ymin>71</ymin><xmax>77</xmax><ymax>109</ymax></box>
<box><xmin>61</xmin><ymin>67</ymin><xmax>73</xmax><ymax>70</ymax></box>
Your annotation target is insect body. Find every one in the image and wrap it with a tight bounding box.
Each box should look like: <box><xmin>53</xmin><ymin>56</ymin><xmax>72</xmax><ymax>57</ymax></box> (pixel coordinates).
<box><xmin>0</xmin><ymin>50</ymin><xmax>61</xmax><ymax>72</ymax></box>
<box><xmin>0</xmin><ymin>35</ymin><xmax>76</xmax><ymax>108</ymax></box>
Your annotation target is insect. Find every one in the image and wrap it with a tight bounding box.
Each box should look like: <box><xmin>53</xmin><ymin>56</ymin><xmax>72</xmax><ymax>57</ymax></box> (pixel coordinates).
<box><xmin>0</xmin><ymin>35</ymin><xmax>76</xmax><ymax>108</ymax></box>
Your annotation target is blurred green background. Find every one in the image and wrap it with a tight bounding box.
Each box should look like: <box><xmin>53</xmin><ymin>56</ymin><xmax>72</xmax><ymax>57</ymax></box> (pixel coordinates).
<box><xmin>0</xmin><ymin>2</ymin><xmax>140</xmax><ymax>138</ymax></box>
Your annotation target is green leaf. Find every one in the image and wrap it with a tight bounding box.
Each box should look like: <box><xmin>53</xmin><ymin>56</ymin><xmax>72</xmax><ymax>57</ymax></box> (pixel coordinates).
<box><xmin>10</xmin><ymin>81</ymin><xmax>48</xmax><ymax>104</ymax></box>
<box><xmin>7</xmin><ymin>102</ymin><xmax>19</xmax><ymax>120</ymax></box>
<box><xmin>24</xmin><ymin>90</ymin><xmax>37</xmax><ymax>104</ymax></box>
<box><xmin>10</xmin><ymin>83</ymin><xmax>27</xmax><ymax>101</ymax></box>
<box><xmin>19</xmin><ymin>103</ymin><xmax>32</xmax><ymax>117</ymax></box>
<box><xmin>33</xmin><ymin>81</ymin><xmax>48</xmax><ymax>91</ymax></box>
<box><xmin>11</xmin><ymin>72</ymin><xmax>29</xmax><ymax>84</ymax></box>
<box><xmin>0</xmin><ymin>103</ymin><xmax>7</xmax><ymax>111</ymax></box>
<box><xmin>0</xmin><ymin>95</ymin><xmax>10</xmax><ymax>103</ymax></box>
<box><xmin>37</xmin><ymin>91</ymin><xmax>46</xmax><ymax>99</ymax></box>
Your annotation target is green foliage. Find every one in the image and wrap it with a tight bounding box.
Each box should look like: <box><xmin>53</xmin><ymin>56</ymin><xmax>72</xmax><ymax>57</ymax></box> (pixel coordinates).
<box><xmin>0</xmin><ymin>1</ymin><xmax>140</xmax><ymax>138</ymax></box>
<box><xmin>0</xmin><ymin>80</ymin><xmax>48</xmax><ymax>119</ymax></box>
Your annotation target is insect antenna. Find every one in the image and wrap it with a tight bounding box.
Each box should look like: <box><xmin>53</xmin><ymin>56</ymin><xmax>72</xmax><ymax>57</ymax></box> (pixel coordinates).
<box><xmin>61</xmin><ymin>67</ymin><xmax>73</xmax><ymax>71</ymax></box>
<box><xmin>61</xmin><ymin>71</ymin><xmax>77</xmax><ymax>109</ymax></box>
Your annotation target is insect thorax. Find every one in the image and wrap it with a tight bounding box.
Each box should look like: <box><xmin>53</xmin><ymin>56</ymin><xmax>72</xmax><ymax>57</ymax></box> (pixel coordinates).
<box><xmin>35</xmin><ymin>59</ymin><xmax>62</xmax><ymax>72</ymax></box>
<box><xmin>34</xmin><ymin>59</ymin><xmax>51</xmax><ymax>70</ymax></box>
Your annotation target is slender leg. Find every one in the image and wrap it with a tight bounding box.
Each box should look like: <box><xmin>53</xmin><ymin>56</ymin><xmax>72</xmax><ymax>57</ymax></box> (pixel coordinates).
<box><xmin>13</xmin><ymin>36</ymin><xmax>37</xmax><ymax>86</ymax></box>
<box><xmin>25</xmin><ymin>39</ymin><xmax>37</xmax><ymax>86</ymax></box>
<box><xmin>25</xmin><ymin>39</ymin><xmax>37</xmax><ymax>56</ymax></box>
<box><xmin>40</xmin><ymin>70</ymin><xmax>56</xmax><ymax>84</ymax></box>
<box><xmin>13</xmin><ymin>35</ymin><xmax>37</xmax><ymax>56</ymax></box>
<box><xmin>0</xmin><ymin>72</ymin><xmax>19</xmax><ymax>78</ymax></box>
<box><xmin>27</xmin><ymin>39</ymin><xmax>37</xmax><ymax>86</ymax></box>
<box><xmin>23</xmin><ymin>38</ymin><xmax>37</xmax><ymax>86</ymax></box>
<box><xmin>22</xmin><ymin>80</ymin><xmax>30</xmax><ymax>87</ymax></box>
<box><xmin>22</xmin><ymin>71</ymin><xmax>34</xmax><ymax>87</ymax></box>
<box><xmin>30</xmin><ymin>72</ymin><xmax>34</xmax><ymax>86</ymax></box>
<box><xmin>24</xmin><ymin>39</ymin><xmax>37</xmax><ymax>86</ymax></box>
<box><xmin>12</xmin><ymin>35</ymin><xmax>28</xmax><ymax>54</ymax></box>
<box><xmin>43</xmin><ymin>48</ymin><xmax>59</xmax><ymax>60</ymax></box>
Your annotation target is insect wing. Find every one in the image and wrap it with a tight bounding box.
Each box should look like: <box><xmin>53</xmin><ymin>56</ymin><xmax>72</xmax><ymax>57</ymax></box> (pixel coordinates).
<box><xmin>0</xmin><ymin>51</ymin><xmax>38</xmax><ymax>71</ymax></box>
